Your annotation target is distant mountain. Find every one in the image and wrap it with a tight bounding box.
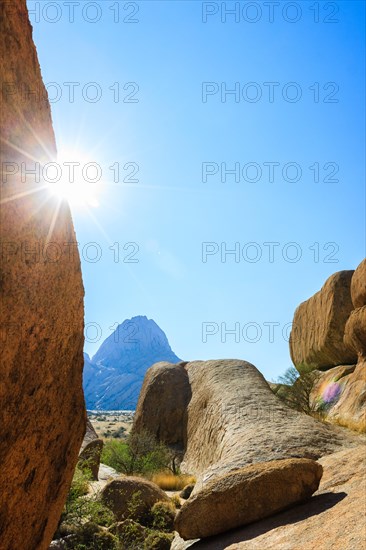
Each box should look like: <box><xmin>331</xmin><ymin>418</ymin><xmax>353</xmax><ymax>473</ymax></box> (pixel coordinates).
<box><xmin>83</xmin><ymin>316</ymin><xmax>181</xmax><ymax>410</ymax></box>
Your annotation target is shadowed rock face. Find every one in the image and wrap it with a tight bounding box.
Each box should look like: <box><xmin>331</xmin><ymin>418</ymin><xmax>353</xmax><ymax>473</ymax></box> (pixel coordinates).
<box><xmin>291</xmin><ymin>262</ymin><xmax>366</xmax><ymax>433</ymax></box>
<box><xmin>133</xmin><ymin>361</ymin><xmax>191</xmax><ymax>449</ymax></box>
<box><xmin>344</xmin><ymin>306</ymin><xmax>366</xmax><ymax>360</ymax></box>
<box><xmin>134</xmin><ymin>360</ymin><xmax>358</xmax><ymax>488</ymax></box>
<box><xmin>0</xmin><ymin>2</ymin><xmax>85</xmax><ymax>549</ymax></box>
<box><xmin>351</xmin><ymin>259</ymin><xmax>366</xmax><ymax>308</ymax></box>
<box><xmin>310</xmin><ymin>362</ymin><xmax>366</xmax><ymax>433</ymax></box>
<box><xmin>289</xmin><ymin>271</ymin><xmax>357</xmax><ymax>372</ymax></box>
<box><xmin>79</xmin><ymin>419</ymin><xmax>103</xmax><ymax>481</ymax></box>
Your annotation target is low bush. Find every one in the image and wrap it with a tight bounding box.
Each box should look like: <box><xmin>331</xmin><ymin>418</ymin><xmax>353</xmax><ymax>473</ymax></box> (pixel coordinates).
<box><xmin>150</xmin><ymin>501</ymin><xmax>176</xmax><ymax>532</ymax></box>
<box><xmin>143</xmin><ymin>531</ymin><xmax>174</xmax><ymax>550</ymax></box>
<box><xmin>112</xmin><ymin>519</ymin><xmax>147</xmax><ymax>549</ymax></box>
<box><xmin>54</xmin><ymin>468</ymin><xmax>115</xmax><ymax>547</ymax></box>
<box><xmin>271</xmin><ymin>365</ymin><xmax>319</xmax><ymax>415</ymax></box>
<box><xmin>54</xmin><ymin>438</ymin><xmax>177</xmax><ymax>549</ymax></box>
<box><xmin>101</xmin><ymin>430</ymin><xmax>172</xmax><ymax>476</ymax></box>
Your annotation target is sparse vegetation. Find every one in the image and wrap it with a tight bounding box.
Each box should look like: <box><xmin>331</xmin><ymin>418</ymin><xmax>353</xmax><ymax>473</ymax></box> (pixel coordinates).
<box><xmin>101</xmin><ymin>430</ymin><xmax>173</xmax><ymax>477</ymax></box>
<box><xmin>53</xmin><ymin>467</ymin><xmax>178</xmax><ymax>549</ymax></box>
<box><xmin>54</xmin><ymin>468</ymin><xmax>116</xmax><ymax>548</ymax></box>
<box><xmin>150</xmin><ymin>501</ymin><xmax>176</xmax><ymax>531</ymax></box>
<box><xmin>54</xmin><ymin>426</ymin><xmax>192</xmax><ymax>548</ymax></box>
<box><xmin>143</xmin><ymin>531</ymin><xmax>174</xmax><ymax>550</ymax></box>
<box><xmin>61</xmin><ymin>469</ymin><xmax>114</xmax><ymax>529</ymax></box>
<box><xmin>169</xmin><ymin>494</ymin><xmax>182</xmax><ymax>509</ymax></box>
<box><xmin>87</xmin><ymin>411</ymin><xmax>134</xmax><ymax>442</ymax></box>
<box><xmin>102</xmin><ymin>428</ymin><xmax>126</xmax><ymax>439</ymax></box>
<box><xmin>271</xmin><ymin>365</ymin><xmax>320</xmax><ymax>415</ymax></box>
<box><xmin>114</xmin><ymin>519</ymin><xmax>147</xmax><ymax>549</ymax></box>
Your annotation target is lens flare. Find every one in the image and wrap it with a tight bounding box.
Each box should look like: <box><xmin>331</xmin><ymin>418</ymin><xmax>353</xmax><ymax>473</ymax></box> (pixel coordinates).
<box><xmin>48</xmin><ymin>149</ymin><xmax>100</xmax><ymax>208</ymax></box>
<box><xmin>322</xmin><ymin>381</ymin><xmax>342</xmax><ymax>404</ymax></box>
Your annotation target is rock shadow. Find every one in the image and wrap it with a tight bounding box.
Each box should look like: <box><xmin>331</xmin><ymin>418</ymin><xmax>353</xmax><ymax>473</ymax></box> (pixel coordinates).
<box><xmin>187</xmin><ymin>491</ymin><xmax>347</xmax><ymax>549</ymax></box>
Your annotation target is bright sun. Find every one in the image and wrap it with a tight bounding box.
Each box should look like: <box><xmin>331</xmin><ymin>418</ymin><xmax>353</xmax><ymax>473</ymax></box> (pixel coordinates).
<box><xmin>48</xmin><ymin>149</ymin><xmax>100</xmax><ymax>208</ymax></box>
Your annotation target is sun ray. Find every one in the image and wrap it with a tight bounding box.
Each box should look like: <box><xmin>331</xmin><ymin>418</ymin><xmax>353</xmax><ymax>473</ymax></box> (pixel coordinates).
<box><xmin>45</xmin><ymin>197</ymin><xmax>62</xmax><ymax>245</ymax></box>
<box><xmin>0</xmin><ymin>137</ymin><xmax>42</xmax><ymax>164</ymax></box>
<box><xmin>13</xmin><ymin>103</ymin><xmax>56</xmax><ymax>162</ymax></box>
<box><xmin>0</xmin><ymin>183</ymin><xmax>49</xmax><ymax>204</ymax></box>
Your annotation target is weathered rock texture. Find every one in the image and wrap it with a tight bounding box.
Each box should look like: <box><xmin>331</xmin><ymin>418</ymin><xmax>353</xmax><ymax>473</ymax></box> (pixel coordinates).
<box><xmin>350</xmin><ymin>259</ymin><xmax>366</xmax><ymax>308</ymax></box>
<box><xmin>344</xmin><ymin>306</ymin><xmax>366</xmax><ymax>359</ymax></box>
<box><xmin>289</xmin><ymin>262</ymin><xmax>366</xmax><ymax>432</ymax></box>
<box><xmin>133</xmin><ymin>361</ymin><xmax>191</xmax><ymax>449</ymax></box>
<box><xmin>310</xmin><ymin>362</ymin><xmax>366</xmax><ymax>432</ymax></box>
<box><xmin>175</xmin><ymin>458</ymin><xmax>322</xmax><ymax>540</ymax></box>
<box><xmin>0</xmin><ymin>2</ymin><xmax>85</xmax><ymax>549</ymax></box>
<box><xmin>101</xmin><ymin>477</ymin><xmax>170</xmax><ymax>521</ymax></box>
<box><xmin>134</xmin><ymin>360</ymin><xmax>357</xmax><ymax>486</ymax></box>
<box><xmin>174</xmin><ymin>445</ymin><xmax>366</xmax><ymax>550</ymax></box>
<box><xmin>289</xmin><ymin>271</ymin><xmax>357</xmax><ymax>371</ymax></box>
<box><xmin>79</xmin><ymin>419</ymin><xmax>103</xmax><ymax>480</ymax></box>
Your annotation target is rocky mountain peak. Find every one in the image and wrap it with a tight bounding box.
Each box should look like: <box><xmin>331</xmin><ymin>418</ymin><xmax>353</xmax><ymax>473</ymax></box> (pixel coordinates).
<box><xmin>84</xmin><ymin>316</ymin><xmax>181</xmax><ymax>409</ymax></box>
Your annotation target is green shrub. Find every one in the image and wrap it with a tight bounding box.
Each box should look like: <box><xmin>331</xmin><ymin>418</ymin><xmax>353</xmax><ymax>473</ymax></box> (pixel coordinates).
<box><xmin>113</xmin><ymin>519</ymin><xmax>147</xmax><ymax>549</ymax></box>
<box><xmin>67</xmin><ymin>467</ymin><xmax>90</xmax><ymax>501</ymax></box>
<box><xmin>101</xmin><ymin>431</ymin><xmax>171</xmax><ymax>476</ymax></box>
<box><xmin>55</xmin><ymin>468</ymin><xmax>115</xmax><ymax>541</ymax></box>
<box><xmin>93</xmin><ymin>530</ymin><xmax>119</xmax><ymax>550</ymax></box>
<box><xmin>271</xmin><ymin>365</ymin><xmax>319</xmax><ymax>415</ymax></box>
<box><xmin>126</xmin><ymin>490</ymin><xmax>144</xmax><ymax>521</ymax></box>
<box><xmin>150</xmin><ymin>501</ymin><xmax>176</xmax><ymax>532</ymax></box>
<box><xmin>108</xmin><ymin>426</ymin><xmax>126</xmax><ymax>438</ymax></box>
<box><xmin>77</xmin><ymin>522</ymin><xmax>100</xmax><ymax>543</ymax></box>
<box><xmin>57</xmin><ymin>522</ymin><xmax>119</xmax><ymax>550</ymax></box>
<box><xmin>143</xmin><ymin>531</ymin><xmax>173</xmax><ymax>550</ymax></box>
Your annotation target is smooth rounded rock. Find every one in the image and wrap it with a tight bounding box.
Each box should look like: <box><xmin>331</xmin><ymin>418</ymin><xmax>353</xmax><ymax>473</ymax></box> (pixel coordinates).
<box><xmin>101</xmin><ymin>477</ymin><xmax>169</xmax><ymax>521</ymax></box>
<box><xmin>175</xmin><ymin>458</ymin><xmax>323</xmax><ymax>540</ymax></box>
<box><xmin>351</xmin><ymin>259</ymin><xmax>366</xmax><ymax>308</ymax></box>
<box><xmin>289</xmin><ymin>271</ymin><xmax>356</xmax><ymax>371</ymax></box>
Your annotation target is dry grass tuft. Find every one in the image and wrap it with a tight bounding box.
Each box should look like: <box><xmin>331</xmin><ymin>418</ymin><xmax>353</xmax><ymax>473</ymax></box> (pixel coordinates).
<box><xmin>169</xmin><ymin>494</ymin><xmax>182</xmax><ymax>509</ymax></box>
<box><xmin>330</xmin><ymin>416</ymin><xmax>366</xmax><ymax>433</ymax></box>
<box><xmin>151</xmin><ymin>473</ymin><xmax>196</xmax><ymax>491</ymax></box>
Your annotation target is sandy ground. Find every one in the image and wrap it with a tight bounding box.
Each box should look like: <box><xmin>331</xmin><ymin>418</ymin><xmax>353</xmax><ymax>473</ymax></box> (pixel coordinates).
<box><xmin>88</xmin><ymin>410</ymin><xmax>134</xmax><ymax>439</ymax></box>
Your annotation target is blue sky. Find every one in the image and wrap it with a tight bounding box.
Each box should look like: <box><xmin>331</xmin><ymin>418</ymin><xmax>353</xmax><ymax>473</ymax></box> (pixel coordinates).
<box><xmin>28</xmin><ymin>0</ymin><xmax>365</xmax><ymax>380</ymax></box>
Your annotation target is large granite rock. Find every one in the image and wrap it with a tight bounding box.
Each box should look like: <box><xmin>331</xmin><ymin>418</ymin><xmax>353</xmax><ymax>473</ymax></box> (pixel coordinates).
<box><xmin>344</xmin><ymin>306</ymin><xmax>366</xmax><ymax>358</ymax></box>
<box><xmin>310</xmin><ymin>363</ymin><xmax>366</xmax><ymax>433</ymax></box>
<box><xmin>133</xmin><ymin>361</ymin><xmax>191</xmax><ymax>449</ymax></box>
<box><xmin>101</xmin><ymin>477</ymin><xmax>170</xmax><ymax>521</ymax></box>
<box><xmin>0</xmin><ymin>2</ymin><xmax>85</xmax><ymax>549</ymax></box>
<box><xmin>351</xmin><ymin>258</ymin><xmax>366</xmax><ymax>308</ymax></box>
<box><xmin>78</xmin><ymin>419</ymin><xmax>103</xmax><ymax>480</ymax></box>
<box><xmin>172</xmin><ymin>445</ymin><xmax>366</xmax><ymax>550</ymax></box>
<box><xmin>175</xmin><ymin>458</ymin><xmax>322</xmax><ymax>540</ymax></box>
<box><xmin>134</xmin><ymin>360</ymin><xmax>357</xmax><ymax>485</ymax></box>
<box><xmin>289</xmin><ymin>271</ymin><xmax>357</xmax><ymax>371</ymax></box>
<box><xmin>289</xmin><ymin>262</ymin><xmax>366</xmax><ymax>433</ymax></box>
